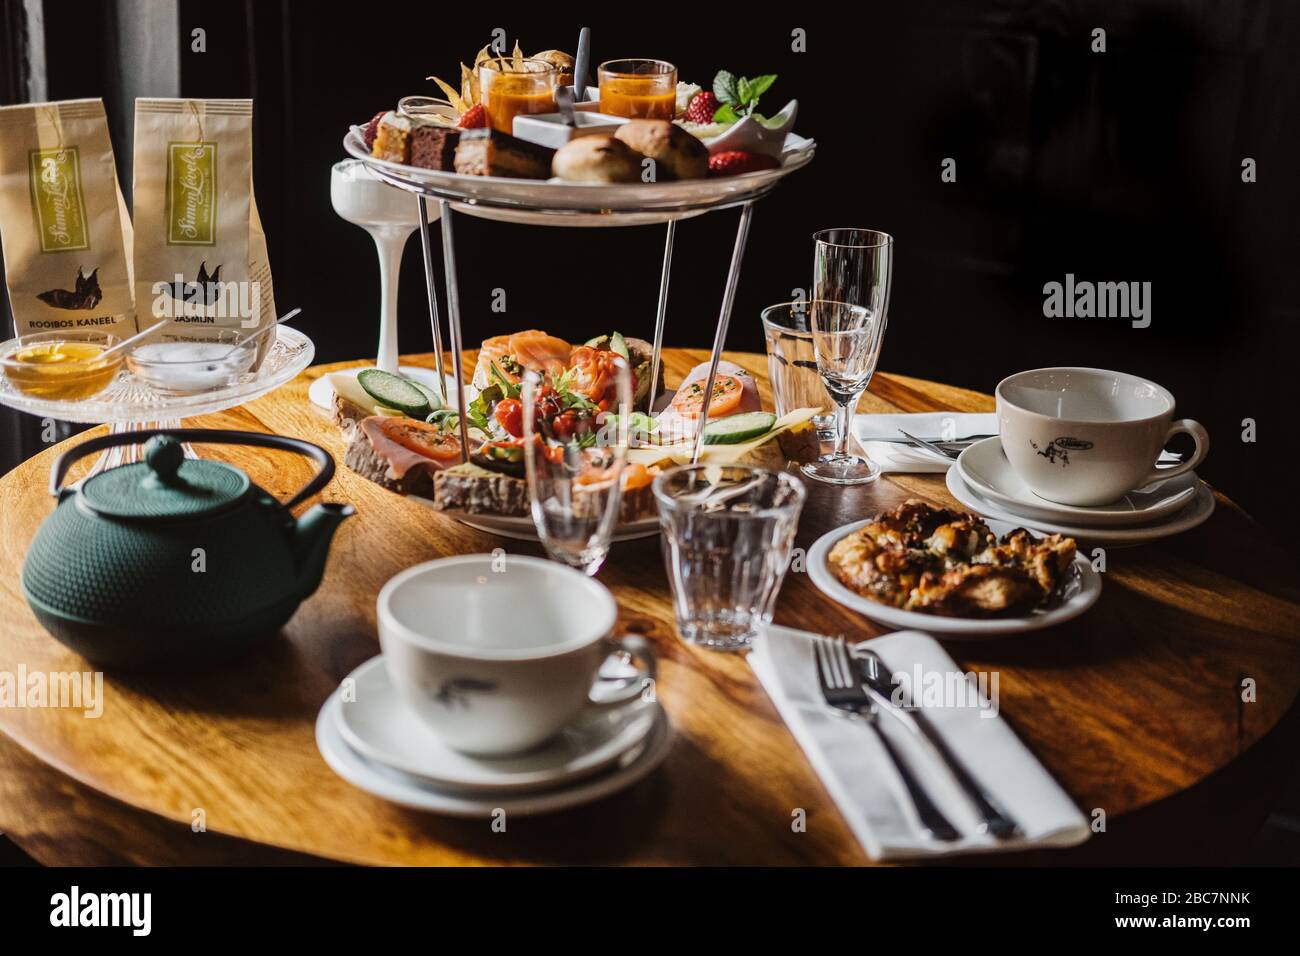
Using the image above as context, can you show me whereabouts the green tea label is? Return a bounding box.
[166,141,217,245]
[28,147,89,252]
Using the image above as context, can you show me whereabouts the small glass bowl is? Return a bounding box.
[0,330,123,401]
[126,329,261,395]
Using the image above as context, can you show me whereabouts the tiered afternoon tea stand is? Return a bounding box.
[342,124,815,464]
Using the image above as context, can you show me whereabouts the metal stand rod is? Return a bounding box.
[692,202,755,463]
[417,196,448,404]
[646,219,677,413]
[438,199,471,463]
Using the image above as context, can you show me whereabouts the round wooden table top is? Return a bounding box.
[1,348,1297,866]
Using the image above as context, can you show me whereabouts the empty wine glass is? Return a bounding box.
[806,228,894,485]
[801,298,882,484]
[522,359,634,576]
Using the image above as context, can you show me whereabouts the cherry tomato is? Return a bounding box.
[493,398,524,437]
[669,373,745,419]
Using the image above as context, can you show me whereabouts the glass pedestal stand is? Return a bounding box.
[0,327,315,480]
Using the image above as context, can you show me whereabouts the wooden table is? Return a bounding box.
[1,349,1297,866]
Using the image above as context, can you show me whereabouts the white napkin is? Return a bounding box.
[749,625,1090,860]
[853,412,998,474]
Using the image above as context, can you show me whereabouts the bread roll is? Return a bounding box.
[552,135,642,183]
[613,120,708,180]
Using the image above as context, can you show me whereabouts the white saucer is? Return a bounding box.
[946,467,1215,547]
[317,689,672,817]
[307,365,469,411]
[806,516,1102,638]
[336,656,659,792]
[956,437,1198,527]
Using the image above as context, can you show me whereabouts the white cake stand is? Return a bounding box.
[0,326,315,474]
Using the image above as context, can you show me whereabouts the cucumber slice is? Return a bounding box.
[610,331,630,360]
[702,410,778,445]
[357,369,431,419]
[410,380,443,413]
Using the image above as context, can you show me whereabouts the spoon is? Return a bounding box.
[221,308,302,358]
[97,317,171,360]
[555,85,578,128]
[573,27,591,103]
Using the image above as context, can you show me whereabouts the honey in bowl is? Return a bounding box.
[597,59,678,119]
[479,58,557,134]
[2,336,123,401]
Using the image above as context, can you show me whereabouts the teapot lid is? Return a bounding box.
[79,435,251,520]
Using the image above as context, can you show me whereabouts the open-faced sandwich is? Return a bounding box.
[332,332,823,524]
[826,500,1077,618]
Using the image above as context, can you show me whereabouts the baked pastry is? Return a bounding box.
[409,124,460,171]
[826,499,1077,617]
[553,135,642,183]
[371,111,412,163]
[454,128,555,179]
[613,120,708,180]
[532,50,575,87]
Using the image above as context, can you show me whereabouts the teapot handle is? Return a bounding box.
[51,428,337,509]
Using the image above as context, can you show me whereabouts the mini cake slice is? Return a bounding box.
[453,129,555,179]
[409,124,460,171]
[371,111,412,163]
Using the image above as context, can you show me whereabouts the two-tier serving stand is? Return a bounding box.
[342,125,814,463]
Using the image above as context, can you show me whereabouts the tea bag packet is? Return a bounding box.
[132,98,276,364]
[0,99,137,338]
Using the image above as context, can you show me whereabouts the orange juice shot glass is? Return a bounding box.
[597,59,678,119]
[479,57,558,134]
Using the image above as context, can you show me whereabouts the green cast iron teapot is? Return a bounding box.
[22,428,355,669]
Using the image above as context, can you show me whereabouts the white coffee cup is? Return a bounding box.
[996,367,1209,507]
[377,554,655,755]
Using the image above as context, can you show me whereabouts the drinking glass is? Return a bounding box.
[807,228,894,484]
[597,59,678,119]
[479,57,557,134]
[653,465,807,651]
[760,301,837,440]
[522,359,634,576]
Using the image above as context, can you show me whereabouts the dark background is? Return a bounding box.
[0,0,1297,866]
[2,0,1297,541]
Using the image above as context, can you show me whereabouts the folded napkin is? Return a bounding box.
[852,412,998,474]
[749,625,1090,860]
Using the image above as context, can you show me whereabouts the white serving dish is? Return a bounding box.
[512,110,628,149]
[806,516,1103,638]
[699,100,799,158]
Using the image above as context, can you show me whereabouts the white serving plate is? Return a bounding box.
[956,437,1199,527]
[317,687,672,817]
[343,125,814,227]
[946,468,1215,547]
[337,655,659,793]
[806,516,1103,638]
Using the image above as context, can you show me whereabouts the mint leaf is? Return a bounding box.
[713,70,741,106]
[745,74,777,100]
[712,103,738,124]
[738,77,754,104]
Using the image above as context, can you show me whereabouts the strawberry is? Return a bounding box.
[684,91,719,124]
[362,110,386,150]
[708,150,780,177]
[458,104,488,129]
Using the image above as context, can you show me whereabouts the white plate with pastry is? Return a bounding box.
[806,501,1102,638]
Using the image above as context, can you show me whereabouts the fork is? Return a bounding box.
[813,637,961,842]
[897,429,963,461]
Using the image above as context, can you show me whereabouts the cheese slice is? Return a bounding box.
[626,407,820,467]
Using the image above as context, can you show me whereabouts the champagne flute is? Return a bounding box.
[801,298,882,484]
[522,358,634,576]
[806,228,894,484]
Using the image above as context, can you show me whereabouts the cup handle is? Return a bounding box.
[589,635,657,708]
[1144,419,1209,486]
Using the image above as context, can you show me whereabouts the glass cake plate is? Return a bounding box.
[0,327,314,472]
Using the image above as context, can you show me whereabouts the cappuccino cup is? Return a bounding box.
[996,367,1209,507]
[378,554,655,755]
